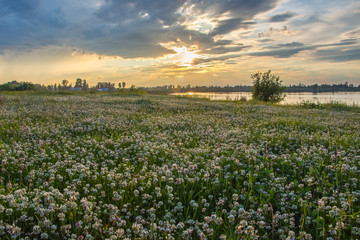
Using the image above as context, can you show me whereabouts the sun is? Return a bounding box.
[172,46,199,67]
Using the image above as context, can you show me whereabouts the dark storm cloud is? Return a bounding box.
[0,0,67,50]
[82,30,176,58]
[95,0,181,26]
[0,0,39,14]
[85,0,280,58]
[0,0,281,58]
[188,0,279,19]
[81,0,200,57]
[269,12,297,22]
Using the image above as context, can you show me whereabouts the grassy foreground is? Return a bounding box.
[0,94,359,239]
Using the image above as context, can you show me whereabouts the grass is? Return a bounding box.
[0,93,359,239]
[299,100,360,112]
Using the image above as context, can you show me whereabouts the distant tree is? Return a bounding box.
[122,82,126,89]
[251,70,285,102]
[75,78,83,88]
[62,79,69,89]
[96,82,116,91]
[0,81,35,91]
[82,79,89,90]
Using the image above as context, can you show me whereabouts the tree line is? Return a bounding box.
[0,79,128,92]
[1,79,359,93]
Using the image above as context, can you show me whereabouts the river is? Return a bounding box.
[171,92,360,105]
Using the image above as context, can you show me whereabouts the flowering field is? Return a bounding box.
[0,94,359,239]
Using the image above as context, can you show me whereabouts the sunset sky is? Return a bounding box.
[0,0,359,86]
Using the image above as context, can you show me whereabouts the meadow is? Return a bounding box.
[0,94,359,239]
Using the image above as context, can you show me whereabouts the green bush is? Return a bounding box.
[251,70,285,102]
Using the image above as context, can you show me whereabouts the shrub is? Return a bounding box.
[251,70,285,102]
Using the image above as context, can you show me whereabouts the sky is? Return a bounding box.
[0,0,359,87]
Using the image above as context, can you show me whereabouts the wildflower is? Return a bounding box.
[41,233,49,239]
[33,225,41,235]
[75,221,83,228]
[286,231,295,240]
[318,199,325,209]
[58,213,66,221]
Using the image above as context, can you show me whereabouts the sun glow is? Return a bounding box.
[172,46,199,67]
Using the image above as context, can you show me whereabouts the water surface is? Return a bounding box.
[171,92,360,105]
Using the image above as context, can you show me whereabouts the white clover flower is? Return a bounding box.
[318,199,325,209]
[0,205,5,213]
[219,234,227,240]
[58,213,66,221]
[40,233,48,239]
[286,230,295,240]
[5,208,13,215]
[33,225,41,235]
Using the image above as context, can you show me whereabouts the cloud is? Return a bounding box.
[257,26,293,38]
[0,0,283,59]
[257,39,274,43]
[82,31,176,58]
[291,15,324,27]
[85,0,280,58]
[210,18,255,36]
[81,1,199,58]
[249,47,315,58]
[315,48,360,62]
[187,0,279,19]
[3,0,358,67]
[345,28,360,38]
[0,0,39,14]
[95,0,181,26]
[192,54,241,66]
[201,45,249,55]
[288,1,360,46]
[317,40,358,48]
[266,42,304,49]
[214,40,234,46]
[269,12,297,22]
[0,0,68,50]
[250,40,359,59]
